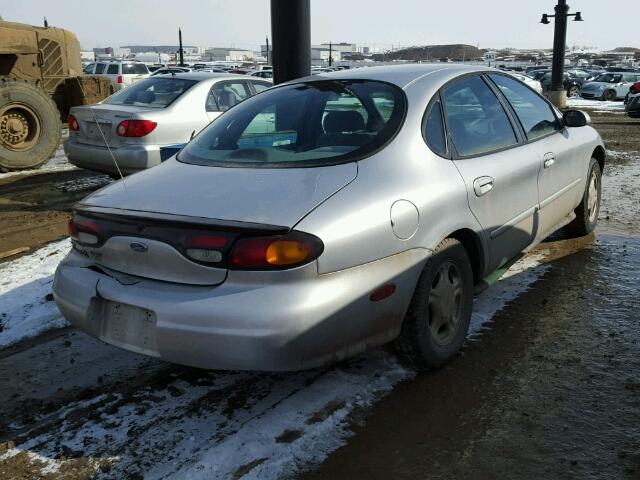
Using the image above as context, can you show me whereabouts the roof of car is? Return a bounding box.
[153,72,270,82]
[299,64,493,89]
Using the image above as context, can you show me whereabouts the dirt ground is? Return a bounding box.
[0,110,638,479]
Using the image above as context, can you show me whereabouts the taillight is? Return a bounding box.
[116,120,157,137]
[631,82,640,94]
[117,75,123,84]
[68,114,79,131]
[184,235,228,264]
[230,232,323,270]
[68,215,101,245]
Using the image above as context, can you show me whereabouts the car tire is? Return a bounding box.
[394,238,473,371]
[566,157,601,236]
[602,89,617,101]
[0,80,61,172]
[567,85,580,98]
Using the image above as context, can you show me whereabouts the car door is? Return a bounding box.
[105,63,119,88]
[205,80,252,122]
[442,75,540,272]
[488,73,583,239]
[618,74,640,98]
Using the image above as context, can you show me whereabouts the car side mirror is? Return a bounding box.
[563,109,590,128]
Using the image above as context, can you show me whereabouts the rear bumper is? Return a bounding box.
[64,138,162,175]
[53,249,427,371]
[626,95,640,116]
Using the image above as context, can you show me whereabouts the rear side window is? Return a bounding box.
[180,79,406,168]
[251,81,272,93]
[104,78,197,108]
[106,64,118,74]
[423,98,446,156]
[206,81,252,112]
[489,74,560,141]
[122,63,149,75]
[94,63,106,74]
[441,76,517,157]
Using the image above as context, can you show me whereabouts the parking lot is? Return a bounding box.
[0,104,639,479]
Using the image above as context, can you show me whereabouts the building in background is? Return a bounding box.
[204,47,254,62]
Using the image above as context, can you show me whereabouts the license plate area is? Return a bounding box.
[85,122,111,141]
[92,299,159,357]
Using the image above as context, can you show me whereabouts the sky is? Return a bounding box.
[1,0,635,52]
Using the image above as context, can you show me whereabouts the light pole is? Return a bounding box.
[270,0,310,84]
[540,0,583,108]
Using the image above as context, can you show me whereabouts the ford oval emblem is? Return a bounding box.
[129,242,148,253]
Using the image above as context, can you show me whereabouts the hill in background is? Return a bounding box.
[373,44,484,62]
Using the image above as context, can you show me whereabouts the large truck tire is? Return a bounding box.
[0,80,61,172]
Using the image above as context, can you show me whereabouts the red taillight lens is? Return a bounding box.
[68,216,101,245]
[117,75,123,84]
[230,232,323,270]
[631,82,640,94]
[68,114,79,131]
[116,120,157,137]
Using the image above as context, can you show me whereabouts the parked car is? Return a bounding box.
[54,65,605,372]
[625,82,640,118]
[248,70,273,79]
[85,61,150,90]
[540,71,588,97]
[581,72,640,101]
[505,71,542,93]
[151,67,192,76]
[64,73,272,175]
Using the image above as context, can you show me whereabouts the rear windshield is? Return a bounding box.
[104,77,197,108]
[178,79,406,168]
[121,63,149,75]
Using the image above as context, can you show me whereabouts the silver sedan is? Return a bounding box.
[64,73,272,175]
[54,65,605,371]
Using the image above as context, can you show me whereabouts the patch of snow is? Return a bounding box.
[566,97,625,112]
[0,239,71,348]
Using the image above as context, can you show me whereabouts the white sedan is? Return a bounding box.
[506,71,543,93]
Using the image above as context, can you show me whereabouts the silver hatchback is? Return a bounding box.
[54,65,605,371]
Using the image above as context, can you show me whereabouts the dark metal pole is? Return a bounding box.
[329,41,332,66]
[551,0,568,92]
[270,0,311,84]
[178,27,184,66]
[265,36,270,65]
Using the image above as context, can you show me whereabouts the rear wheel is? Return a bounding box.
[567,85,580,98]
[0,81,61,172]
[566,158,601,236]
[394,238,473,371]
[602,89,617,101]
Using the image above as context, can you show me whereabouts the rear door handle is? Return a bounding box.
[473,176,494,197]
[544,153,556,168]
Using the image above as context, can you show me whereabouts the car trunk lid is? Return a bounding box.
[74,159,357,284]
[71,104,156,148]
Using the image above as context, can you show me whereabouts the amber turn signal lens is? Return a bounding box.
[266,240,311,266]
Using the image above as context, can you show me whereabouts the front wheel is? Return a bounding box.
[567,85,580,98]
[602,89,617,101]
[566,158,602,236]
[394,238,474,371]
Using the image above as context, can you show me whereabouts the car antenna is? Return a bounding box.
[73,77,127,190]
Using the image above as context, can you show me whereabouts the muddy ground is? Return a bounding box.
[0,110,638,479]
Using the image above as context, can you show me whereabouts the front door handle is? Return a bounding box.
[473,176,494,197]
[543,152,556,169]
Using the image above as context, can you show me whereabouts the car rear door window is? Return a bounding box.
[94,63,106,74]
[106,64,118,74]
[489,74,560,141]
[206,81,252,112]
[441,75,518,157]
[423,98,446,156]
[250,81,272,93]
